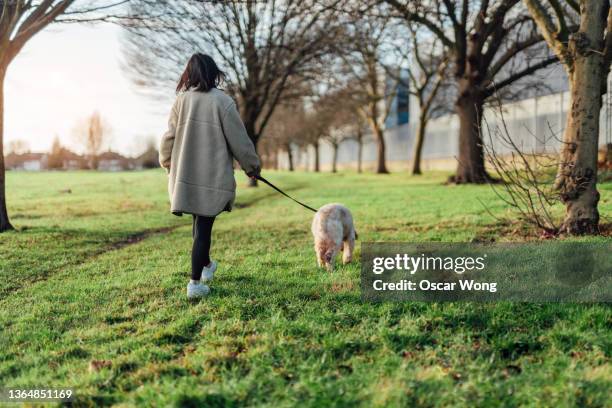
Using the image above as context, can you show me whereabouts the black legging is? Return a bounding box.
[191,215,216,280]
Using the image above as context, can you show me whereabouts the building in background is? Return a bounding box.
[97,150,134,171]
[279,67,611,172]
[385,71,410,128]
[5,149,142,171]
[5,152,48,171]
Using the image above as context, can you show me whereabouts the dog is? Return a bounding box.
[311,203,357,271]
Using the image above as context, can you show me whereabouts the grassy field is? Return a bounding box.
[0,170,611,407]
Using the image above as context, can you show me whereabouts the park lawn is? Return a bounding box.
[0,169,610,407]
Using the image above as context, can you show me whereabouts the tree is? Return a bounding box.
[338,15,403,174]
[73,111,111,170]
[403,29,450,175]
[523,0,611,234]
[0,1,75,231]
[124,0,342,185]
[324,127,353,173]
[0,0,124,232]
[265,103,310,172]
[135,137,159,169]
[7,139,30,155]
[289,109,323,172]
[297,110,326,172]
[385,0,559,183]
[314,87,362,173]
[353,126,366,173]
[47,136,64,169]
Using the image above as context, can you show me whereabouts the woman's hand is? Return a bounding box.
[246,167,261,180]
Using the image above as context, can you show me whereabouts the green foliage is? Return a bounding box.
[0,170,610,407]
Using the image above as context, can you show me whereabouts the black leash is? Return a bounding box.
[255,175,318,213]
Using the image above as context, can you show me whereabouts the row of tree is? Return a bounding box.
[122,0,611,235]
[0,0,610,235]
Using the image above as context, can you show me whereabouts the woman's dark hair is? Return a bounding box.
[176,53,225,93]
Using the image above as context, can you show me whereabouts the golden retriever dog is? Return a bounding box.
[311,203,357,271]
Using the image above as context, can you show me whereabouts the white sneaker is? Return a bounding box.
[201,260,217,282]
[187,281,210,299]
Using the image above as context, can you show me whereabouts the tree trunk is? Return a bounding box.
[555,19,606,234]
[286,144,294,171]
[240,105,260,186]
[274,148,279,170]
[313,141,320,172]
[0,65,13,232]
[245,121,259,187]
[371,124,388,174]
[332,144,338,173]
[411,111,427,175]
[357,138,363,173]
[90,155,99,170]
[453,86,489,183]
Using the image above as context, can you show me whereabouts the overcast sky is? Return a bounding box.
[5,22,174,156]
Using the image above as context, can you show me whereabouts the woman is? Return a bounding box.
[159,53,260,299]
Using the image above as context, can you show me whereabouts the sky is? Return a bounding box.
[4,22,174,156]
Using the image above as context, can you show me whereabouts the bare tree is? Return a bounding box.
[338,15,404,174]
[0,0,125,231]
[523,0,611,234]
[123,0,342,185]
[384,0,559,183]
[6,139,30,155]
[307,86,360,173]
[403,28,450,175]
[344,122,368,173]
[0,1,75,231]
[322,127,350,173]
[265,103,309,172]
[297,109,328,172]
[73,111,111,170]
[47,136,64,170]
[300,110,328,172]
[482,101,562,235]
[254,136,279,170]
[336,85,370,174]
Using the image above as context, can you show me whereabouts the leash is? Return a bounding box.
[255,175,318,213]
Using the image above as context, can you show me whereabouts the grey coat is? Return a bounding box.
[159,88,260,216]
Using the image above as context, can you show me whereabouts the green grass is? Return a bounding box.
[0,170,610,407]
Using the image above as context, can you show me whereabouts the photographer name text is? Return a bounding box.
[370,254,497,293]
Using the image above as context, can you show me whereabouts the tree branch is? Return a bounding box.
[523,0,572,69]
[384,0,455,48]
[488,33,544,77]
[484,55,558,97]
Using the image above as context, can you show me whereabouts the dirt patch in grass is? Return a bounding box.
[106,226,180,251]
[472,220,539,242]
[473,220,612,241]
